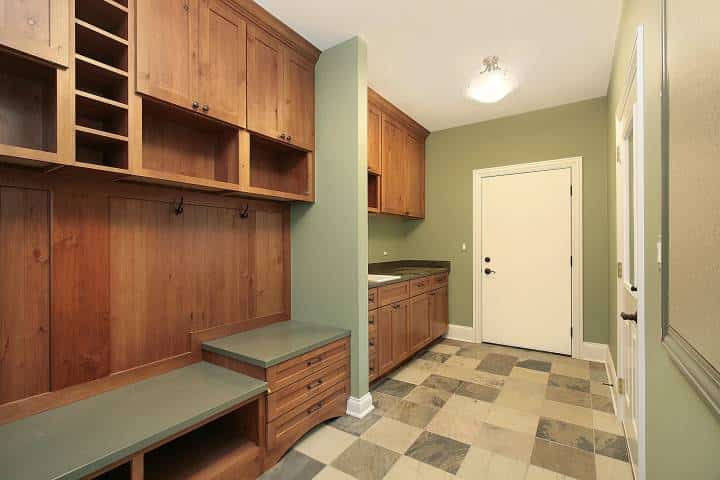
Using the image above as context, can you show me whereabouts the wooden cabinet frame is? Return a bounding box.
[0,0,70,67]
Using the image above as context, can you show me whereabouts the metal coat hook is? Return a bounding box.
[174,196,184,216]
[239,203,249,218]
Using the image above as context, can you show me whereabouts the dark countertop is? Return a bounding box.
[202,321,350,368]
[368,260,451,288]
[0,362,267,480]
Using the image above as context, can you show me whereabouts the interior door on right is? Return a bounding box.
[481,168,573,355]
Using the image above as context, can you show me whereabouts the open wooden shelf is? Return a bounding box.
[75,20,128,71]
[0,50,57,166]
[142,99,240,186]
[75,0,129,39]
[76,55,129,103]
[75,126,128,170]
[76,91,128,137]
[248,135,312,199]
[368,172,380,212]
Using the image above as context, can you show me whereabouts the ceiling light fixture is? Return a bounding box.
[467,56,516,103]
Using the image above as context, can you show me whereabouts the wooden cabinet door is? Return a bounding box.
[391,301,410,364]
[405,132,425,218]
[367,104,382,174]
[0,0,69,67]
[380,115,407,215]
[197,0,247,127]
[250,206,288,320]
[247,24,282,141]
[281,47,314,151]
[377,305,394,374]
[430,287,449,339]
[409,293,431,352]
[137,0,198,110]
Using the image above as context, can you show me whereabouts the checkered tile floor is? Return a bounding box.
[260,339,634,480]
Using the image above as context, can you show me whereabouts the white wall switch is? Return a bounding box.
[461,242,467,252]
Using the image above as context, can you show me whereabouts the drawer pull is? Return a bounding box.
[307,402,322,414]
[306,357,322,367]
[368,317,375,325]
[392,303,401,310]
[368,293,375,302]
[307,379,323,390]
[416,282,425,287]
[369,340,375,346]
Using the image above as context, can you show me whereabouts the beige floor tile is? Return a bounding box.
[590,381,613,398]
[487,453,529,480]
[361,417,423,454]
[457,446,529,479]
[486,404,540,435]
[373,392,404,415]
[433,364,477,383]
[444,355,481,369]
[511,367,551,385]
[391,366,432,385]
[425,404,487,444]
[313,466,356,480]
[540,399,594,429]
[294,425,358,464]
[530,438,596,480]
[405,358,440,372]
[456,446,491,479]
[551,361,590,379]
[496,385,545,415]
[595,454,634,480]
[593,411,623,436]
[405,385,452,408]
[443,393,493,418]
[467,369,508,389]
[525,464,576,479]
[473,422,535,462]
[430,343,461,355]
[384,455,456,480]
[504,377,548,398]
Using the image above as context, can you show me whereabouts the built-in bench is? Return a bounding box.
[0,362,267,480]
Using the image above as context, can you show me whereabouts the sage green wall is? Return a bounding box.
[370,98,610,344]
[607,0,720,477]
[368,215,412,262]
[291,37,369,398]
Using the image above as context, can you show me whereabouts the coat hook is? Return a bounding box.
[174,196,184,215]
[239,203,249,218]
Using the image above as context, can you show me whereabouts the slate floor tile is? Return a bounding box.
[536,417,595,452]
[386,398,440,428]
[416,351,451,363]
[405,385,452,408]
[456,381,500,402]
[591,394,615,414]
[594,430,630,462]
[477,353,518,376]
[373,378,416,397]
[530,438,597,480]
[372,392,403,415]
[331,439,401,480]
[548,373,591,393]
[330,412,382,436]
[406,430,471,474]
[474,422,535,462]
[589,362,609,382]
[516,359,552,372]
[421,374,462,393]
[259,450,325,480]
[546,385,592,408]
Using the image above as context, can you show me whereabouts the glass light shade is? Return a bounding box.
[467,69,515,103]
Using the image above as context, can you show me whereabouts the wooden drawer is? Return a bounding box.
[368,288,378,310]
[409,276,432,297]
[267,337,349,391]
[267,379,349,452]
[378,281,409,307]
[431,272,449,288]
[267,357,348,421]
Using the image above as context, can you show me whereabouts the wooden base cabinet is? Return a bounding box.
[409,293,431,352]
[430,287,449,338]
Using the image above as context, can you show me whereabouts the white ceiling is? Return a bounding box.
[256,0,622,132]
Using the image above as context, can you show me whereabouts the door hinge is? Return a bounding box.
[571,326,573,338]
[617,262,623,279]
[570,184,573,196]
[617,377,625,395]
[570,256,573,267]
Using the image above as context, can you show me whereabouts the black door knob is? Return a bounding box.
[484,257,491,263]
[484,268,496,275]
[620,311,638,322]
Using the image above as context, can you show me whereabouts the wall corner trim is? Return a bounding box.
[346,393,374,418]
[581,342,610,363]
[446,325,474,343]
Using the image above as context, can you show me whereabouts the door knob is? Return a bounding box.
[484,257,491,263]
[620,311,638,322]
[484,268,496,275]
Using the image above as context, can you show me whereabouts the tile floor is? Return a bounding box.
[260,339,634,480]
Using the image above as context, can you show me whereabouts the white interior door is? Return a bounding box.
[480,168,573,355]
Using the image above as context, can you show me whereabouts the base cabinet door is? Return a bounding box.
[409,293,431,351]
[430,287,449,338]
[377,305,394,374]
[390,301,410,364]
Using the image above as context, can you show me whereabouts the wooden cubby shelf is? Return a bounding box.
[75,21,128,72]
[246,134,313,200]
[368,172,380,212]
[75,0,129,40]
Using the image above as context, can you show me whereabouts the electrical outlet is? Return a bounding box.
[383,251,388,256]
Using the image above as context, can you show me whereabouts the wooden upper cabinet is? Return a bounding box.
[137,0,198,111]
[281,47,314,151]
[247,24,282,140]
[198,0,247,127]
[0,0,69,67]
[380,115,407,215]
[405,132,425,218]
[367,104,381,174]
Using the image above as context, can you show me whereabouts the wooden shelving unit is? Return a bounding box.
[74,0,129,170]
[368,172,380,212]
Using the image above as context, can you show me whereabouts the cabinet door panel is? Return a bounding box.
[377,305,394,374]
[409,293,431,352]
[137,0,198,110]
[430,287,449,339]
[0,0,69,66]
[380,115,407,215]
[250,206,288,319]
[367,104,381,174]
[198,0,246,126]
[405,132,425,218]
[391,301,410,364]
[281,47,314,150]
[247,25,282,140]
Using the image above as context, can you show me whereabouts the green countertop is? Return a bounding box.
[368,261,451,288]
[0,362,267,480]
[202,321,350,368]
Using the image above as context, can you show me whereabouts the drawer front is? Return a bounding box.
[267,379,349,451]
[431,272,449,288]
[267,337,349,391]
[378,281,410,307]
[368,288,378,310]
[267,357,349,421]
[409,276,432,297]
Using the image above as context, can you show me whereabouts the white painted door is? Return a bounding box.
[481,168,573,355]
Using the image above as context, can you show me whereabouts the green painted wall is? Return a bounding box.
[369,98,610,343]
[368,215,412,262]
[291,37,369,398]
[607,0,720,477]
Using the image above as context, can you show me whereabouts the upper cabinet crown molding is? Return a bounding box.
[368,88,429,140]
[0,0,70,67]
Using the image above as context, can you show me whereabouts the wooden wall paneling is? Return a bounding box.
[0,186,50,404]
[249,204,289,319]
[280,46,314,151]
[405,132,425,218]
[51,187,110,390]
[246,24,282,141]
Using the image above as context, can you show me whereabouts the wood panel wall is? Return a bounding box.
[0,165,290,407]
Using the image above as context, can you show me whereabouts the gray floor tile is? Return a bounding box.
[536,417,594,452]
[330,413,382,436]
[331,439,400,480]
[456,381,500,402]
[260,450,325,480]
[530,438,597,480]
[595,430,629,462]
[549,373,591,393]
[516,359,552,372]
[477,353,518,376]
[373,378,416,397]
[421,374,462,393]
[405,430,471,474]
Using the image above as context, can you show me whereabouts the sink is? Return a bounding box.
[368,274,402,283]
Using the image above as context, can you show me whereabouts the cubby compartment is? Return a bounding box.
[75,0,129,40]
[92,462,131,480]
[142,100,240,186]
[75,20,129,72]
[249,135,311,196]
[0,51,57,163]
[76,127,128,169]
[76,55,128,104]
[144,402,262,480]
[368,172,380,212]
[76,91,128,136]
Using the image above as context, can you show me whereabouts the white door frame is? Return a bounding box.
[615,25,646,480]
[472,157,584,358]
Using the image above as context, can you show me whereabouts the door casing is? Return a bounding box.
[472,157,584,358]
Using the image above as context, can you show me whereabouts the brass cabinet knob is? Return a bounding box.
[202,104,209,112]
[192,101,199,109]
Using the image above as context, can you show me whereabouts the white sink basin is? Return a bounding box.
[369,274,402,282]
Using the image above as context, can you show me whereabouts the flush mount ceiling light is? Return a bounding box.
[467,56,516,103]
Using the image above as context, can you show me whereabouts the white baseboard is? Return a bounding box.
[580,342,610,363]
[605,345,620,417]
[346,393,374,418]
[445,324,474,343]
